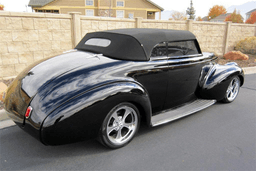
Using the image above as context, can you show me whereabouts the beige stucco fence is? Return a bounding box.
[0,11,256,80]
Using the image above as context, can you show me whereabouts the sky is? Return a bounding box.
[151,0,254,17]
[0,0,254,18]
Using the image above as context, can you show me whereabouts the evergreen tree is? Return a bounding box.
[186,0,196,20]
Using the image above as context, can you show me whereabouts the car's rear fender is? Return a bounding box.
[40,81,151,145]
[197,62,244,100]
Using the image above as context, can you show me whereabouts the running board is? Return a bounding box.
[151,99,216,127]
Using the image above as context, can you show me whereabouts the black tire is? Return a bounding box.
[222,76,240,103]
[99,102,140,149]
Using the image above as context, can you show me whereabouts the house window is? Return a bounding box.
[116,10,124,18]
[86,9,94,16]
[36,9,59,13]
[128,13,134,19]
[86,0,93,6]
[117,1,124,7]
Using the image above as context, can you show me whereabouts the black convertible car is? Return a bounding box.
[4,29,244,148]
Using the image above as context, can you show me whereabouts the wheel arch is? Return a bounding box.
[128,100,151,126]
[40,81,152,145]
[238,74,244,86]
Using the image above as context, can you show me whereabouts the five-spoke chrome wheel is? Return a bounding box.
[99,102,140,148]
[222,76,240,103]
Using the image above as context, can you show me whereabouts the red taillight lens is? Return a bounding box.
[25,106,32,119]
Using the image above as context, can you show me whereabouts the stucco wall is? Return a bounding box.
[0,12,72,79]
[228,23,256,52]
[141,20,187,30]
[0,11,255,80]
[192,22,227,55]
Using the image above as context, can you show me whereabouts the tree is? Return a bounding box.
[0,4,4,10]
[225,9,243,23]
[186,0,196,20]
[169,11,187,20]
[246,11,256,24]
[208,5,227,20]
[196,16,203,21]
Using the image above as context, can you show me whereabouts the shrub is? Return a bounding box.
[235,36,256,54]
[223,51,249,60]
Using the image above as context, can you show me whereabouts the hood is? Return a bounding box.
[21,51,103,98]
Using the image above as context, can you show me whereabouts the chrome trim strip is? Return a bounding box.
[153,57,216,69]
[150,54,204,61]
[168,53,204,59]
[150,56,169,61]
[63,49,77,54]
[167,55,215,64]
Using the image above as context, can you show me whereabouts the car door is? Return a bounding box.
[163,40,203,110]
[134,42,169,114]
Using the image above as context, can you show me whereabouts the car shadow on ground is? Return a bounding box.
[0,119,175,158]
[0,111,198,155]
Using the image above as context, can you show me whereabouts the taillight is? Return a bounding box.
[25,106,33,119]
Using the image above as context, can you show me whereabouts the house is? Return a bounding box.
[210,13,231,22]
[246,8,256,20]
[210,13,244,23]
[28,0,164,19]
[201,16,209,21]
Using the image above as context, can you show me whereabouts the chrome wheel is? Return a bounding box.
[99,103,140,148]
[223,76,240,103]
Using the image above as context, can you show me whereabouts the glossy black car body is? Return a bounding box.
[4,29,244,148]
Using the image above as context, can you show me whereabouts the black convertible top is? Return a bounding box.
[76,28,196,61]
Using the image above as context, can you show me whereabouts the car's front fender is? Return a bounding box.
[40,81,151,145]
[197,62,244,100]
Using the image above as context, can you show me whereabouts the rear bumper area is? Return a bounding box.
[5,110,41,142]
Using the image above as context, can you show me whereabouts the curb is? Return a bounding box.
[0,109,9,121]
[0,109,16,129]
[1,66,256,129]
[0,119,16,129]
[242,66,256,75]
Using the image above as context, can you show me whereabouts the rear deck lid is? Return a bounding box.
[21,51,100,97]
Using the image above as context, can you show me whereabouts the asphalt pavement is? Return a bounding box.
[0,74,255,171]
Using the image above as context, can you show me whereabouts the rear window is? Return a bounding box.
[85,38,111,47]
